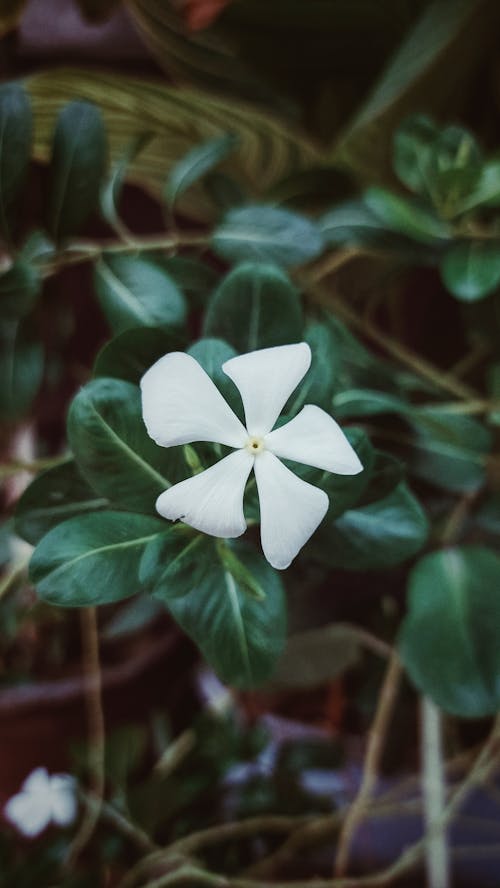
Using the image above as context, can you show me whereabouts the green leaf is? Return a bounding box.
[284,320,339,415]
[27,69,319,225]
[0,261,40,320]
[364,187,449,245]
[47,100,107,242]
[101,594,163,640]
[139,527,213,600]
[358,450,404,506]
[454,157,500,213]
[100,131,152,234]
[94,253,186,333]
[439,241,500,302]
[187,337,241,416]
[67,377,184,512]
[168,542,286,688]
[165,132,238,209]
[335,0,493,182]
[160,256,219,308]
[93,326,184,385]
[407,407,491,493]
[204,171,246,212]
[320,199,404,250]
[212,205,324,268]
[312,482,428,570]
[399,546,500,717]
[0,81,32,240]
[423,125,482,215]
[393,114,438,193]
[332,388,408,419]
[0,319,43,419]
[267,624,361,690]
[204,262,303,352]
[30,511,165,607]
[15,459,108,545]
[475,495,500,536]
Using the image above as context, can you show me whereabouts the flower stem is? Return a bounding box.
[421,696,450,888]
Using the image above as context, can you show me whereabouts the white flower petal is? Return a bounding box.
[265,404,363,474]
[4,790,51,837]
[22,767,50,795]
[141,352,247,449]
[254,451,328,570]
[222,343,311,436]
[49,775,78,827]
[156,449,254,538]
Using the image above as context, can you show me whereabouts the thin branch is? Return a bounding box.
[65,608,105,867]
[334,650,403,876]
[421,697,450,888]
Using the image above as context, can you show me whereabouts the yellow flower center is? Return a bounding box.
[246,435,265,455]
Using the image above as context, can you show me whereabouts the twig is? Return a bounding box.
[81,791,157,854]
[421,697,450,888]
[334,650,402,876]
[65,608,105,867]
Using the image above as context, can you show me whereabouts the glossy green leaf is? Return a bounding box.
[94,253,186,334]
[284,321,339,415]
[168,542,286,688]
[47,100,107,242]
[455,157,500,213]
[0,261,40,320]
[364,187,449,245]
[424,125,482,215]
[0,82,32,240]
[358,450,404,506]
[15,459,108,545]
[332,388,408,419]
[204,171,246,212]
[212,205,324,268]
[102,594,163,640]
[312,482,428,570]
[440,241,500,302]
[67,377,184,512]
[93,326,184,385]
[100,131,152,234]
[320,199,401,249]
[187,337,241,416]
[408,407,491,492]
[393,114,438,193]
[30,511,165,607]
[160,255,219,307]
[400,546,500,717]
[139,526,213,600]
[0,319,43,419]
[165,132,238,209]
[204,262,303,352]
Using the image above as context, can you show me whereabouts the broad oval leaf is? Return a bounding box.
[139,526,213,599]
[187,337,240,416]
[364,187,449,245]
[407,407,491,493]
[0,81,32,239]
[15,458,108,545]
[47,99,107,242]
[100,131,152,234]
[0,260,40,320]
[168,542,287,688]
[165,132,238,209]
[94,253,186,333]
[93,326,184,384]
[439,241,500,302]
[284,321,339,414]
[393,114,438,194]
[204,262,303,352]
[67,377,184,512]
[212,205,324,268]
[311,481,428,570]
[399,546,500,717]
[30,511,165,607]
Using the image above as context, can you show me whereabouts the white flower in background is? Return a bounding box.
[141,342,362,570]
[4,767,77,837]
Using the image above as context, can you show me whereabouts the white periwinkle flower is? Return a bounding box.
[141,342,362,570]
[4,767,77,837]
